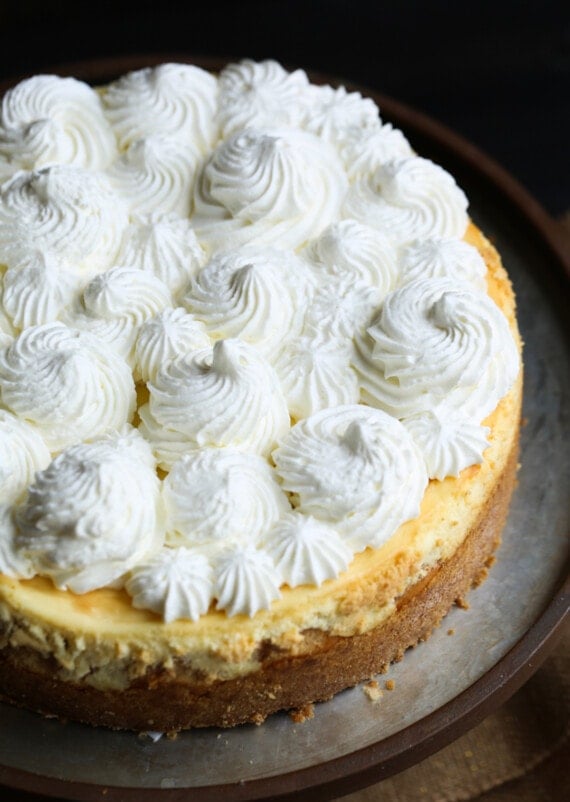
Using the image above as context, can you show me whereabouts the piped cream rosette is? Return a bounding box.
[354,277,520,478]
[139,338,290,469]
[0,165,127,275]
[0,322,135,452]
[12,428,164,593]
[64,266,173,367]
[343,156,469,245]
[0,410,52,579]
[273,404,428,552]
[216,59,312,136]
[0,75,117,177]
[181,247,311,360]
[117,214,206,298]
[101,63,219,153]
[193,126,348,251]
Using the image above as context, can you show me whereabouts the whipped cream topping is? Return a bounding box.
[193,127,348,251]
[2,253,77,330]
[182,247,310,360]
[66,267,172,366]
[134,307,211,382]
[0,504,34,579]
[117,215,206,298]
[399,237,487,290]
[265,512,352,587]
[0,305,15,340]
[140,338,290,468]
[343,157,469,245]
[304,276,381,342]
[354,277,519,425]
[217,59,311,137]
[163,448,289,548]
[0,75,117,175]
[275,334,359,420]
[0,409,51,504]
[15,428,164,593]
[0,60,521,620]
[273,404,428,550]
[102,63,219,153]
[304,219,399,295]
[0,322,136,452]
[106,135,198,218]
[214,545,282,617]
[340,123,414,180]
[0,165,127,275]
[303,84,381,149]
[402,408,491,480]
[126,547,213,623]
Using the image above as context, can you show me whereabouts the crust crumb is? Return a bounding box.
[472,566,489,587]
[447,628,455,636]
[251,712,265,725]
[363,680,383,701]
[289,703,315,723]
[385,679,395,691]
[455,596,470,610]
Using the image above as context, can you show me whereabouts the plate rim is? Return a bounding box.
[0,53,568,802]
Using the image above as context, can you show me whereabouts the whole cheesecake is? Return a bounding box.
[0,59,522,730]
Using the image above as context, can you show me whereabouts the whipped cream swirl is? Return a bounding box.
[0,165,127,275]
[134,307,210,382]
[66,267,172,366]
[273,404,428,550]
[0,505,34,579]
[106,136,198,217]
[354,277,520,422]
[304,276,381,342]
[126,547,214,623]
[117,214,206,298]
[0,75,117,174]
[182,247,310,359]
[0,409,51,504]
[304,219,399,295]
[265,512,352,587]
[275,334,359,421]
[403,409,491,480]
[193,127,348,251]
[139,339,290,468]
[214,546,281,617]
[340,123,414,181]
[303,84,381,149]
[399,237,487,290]
[15,428,164,593]
[0,322,135,452]
[217,59,311,136]
[163,448,289,548]
[102,63,218,153]
[343,157,468,245]
[2,253,77,330]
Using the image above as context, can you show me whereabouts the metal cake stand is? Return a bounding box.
[0,56,568,802]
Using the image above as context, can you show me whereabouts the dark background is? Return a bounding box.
[0,0,568,216]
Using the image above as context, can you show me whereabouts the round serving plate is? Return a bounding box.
[0,56,568,802]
